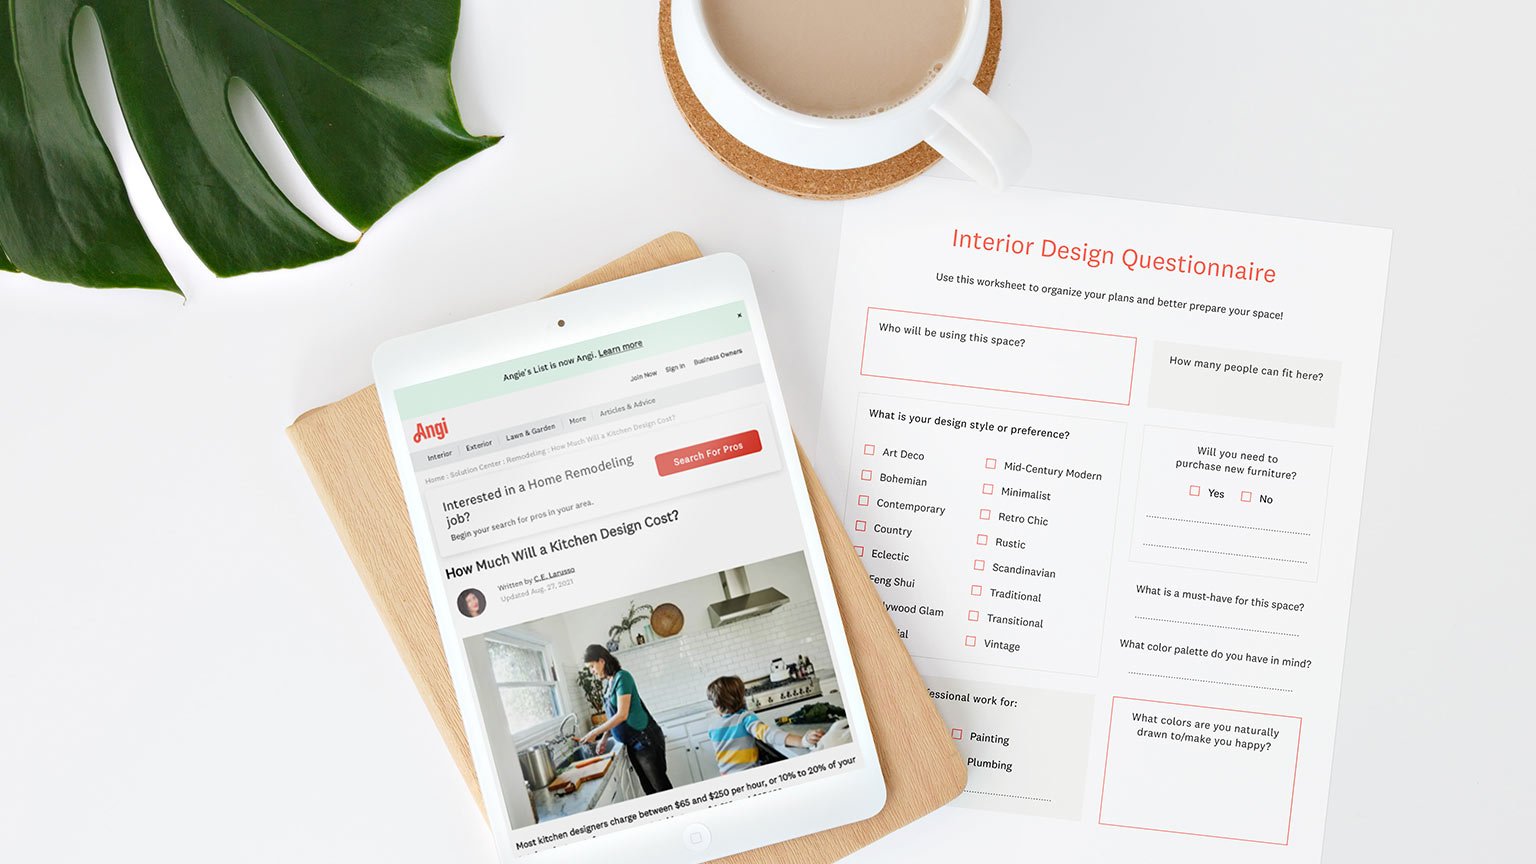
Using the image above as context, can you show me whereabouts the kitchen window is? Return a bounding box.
[485,632,564,739]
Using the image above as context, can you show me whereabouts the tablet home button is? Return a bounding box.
[683,823,711,851]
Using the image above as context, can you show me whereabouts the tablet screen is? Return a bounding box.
[385,298,869,853]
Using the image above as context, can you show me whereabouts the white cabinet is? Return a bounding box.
[682,717,723,782]
[664,735,697,789]
[594,748,641,807]
[660,717,726,788]
[689,732,722,781]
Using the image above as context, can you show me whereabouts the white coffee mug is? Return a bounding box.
[671,0,1029,188]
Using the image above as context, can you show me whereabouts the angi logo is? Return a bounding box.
[412,418,449,444]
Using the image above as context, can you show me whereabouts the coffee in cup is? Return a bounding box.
[701,0,968,119]
[673,0,1030,187]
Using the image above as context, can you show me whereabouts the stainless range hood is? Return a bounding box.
[707,566,789,627]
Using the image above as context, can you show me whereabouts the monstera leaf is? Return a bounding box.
[0,0,497,293]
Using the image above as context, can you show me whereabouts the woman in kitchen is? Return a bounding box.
[578,644,673,795]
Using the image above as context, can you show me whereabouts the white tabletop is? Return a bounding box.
[2,2,1531,862]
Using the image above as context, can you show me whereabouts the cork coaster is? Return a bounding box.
[658,0,1004,200]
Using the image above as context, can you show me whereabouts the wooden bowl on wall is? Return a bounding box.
[651,603,684,637]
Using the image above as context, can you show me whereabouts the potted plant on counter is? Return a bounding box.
[577,666,606,725]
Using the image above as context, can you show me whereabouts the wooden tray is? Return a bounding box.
[285,233,965,862]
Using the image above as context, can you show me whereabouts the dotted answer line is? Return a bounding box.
[1134,615,1300,638]
[1129,671,1293,693]
[1143,543,1307,565]
[963,790,1053,803]
[1146,514,1312,537]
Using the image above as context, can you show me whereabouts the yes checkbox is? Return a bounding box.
[1188,484,1201,497]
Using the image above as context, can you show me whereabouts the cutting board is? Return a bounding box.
[549,755,615,796]
[285,232,966,862]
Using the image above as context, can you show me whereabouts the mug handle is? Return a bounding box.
[925,83,1031,189]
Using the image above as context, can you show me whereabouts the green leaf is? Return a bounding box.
[0,0,497,293]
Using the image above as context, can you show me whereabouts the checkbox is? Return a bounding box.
[861,469,873,481]
[863,444,876,455]
[979,508,991,520]
[964,635,977,647]
[854,520,867,532]
[976,534,989,546]
[970,584,983,596]
[1188,484,1201,497]
[951,728,964,740]
[973,559,985,571]
[982,483,994,495]
[854,545,864,557]
[968,609,980,622]
[857,495,870,506]
[984,457,997,469]
[1241,490,1253,503]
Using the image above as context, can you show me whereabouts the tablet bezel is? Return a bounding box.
[373,253,887,863]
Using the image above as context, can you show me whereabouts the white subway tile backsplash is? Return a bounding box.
[564,599,834,715]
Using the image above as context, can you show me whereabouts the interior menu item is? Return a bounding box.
[374,254,887,862]
[816,177,1390,862]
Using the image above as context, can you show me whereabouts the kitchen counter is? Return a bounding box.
[653,700,715,727]
[528,749,630,823]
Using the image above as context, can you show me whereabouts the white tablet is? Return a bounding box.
[373,254,886,862]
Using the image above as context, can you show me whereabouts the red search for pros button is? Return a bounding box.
[654,430,763,476]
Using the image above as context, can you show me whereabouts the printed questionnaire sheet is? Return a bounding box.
[816,178,1390,860]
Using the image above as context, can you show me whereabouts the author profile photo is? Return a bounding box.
[457,588,487,618]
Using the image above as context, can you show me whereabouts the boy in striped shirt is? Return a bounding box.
[706,676,824,775]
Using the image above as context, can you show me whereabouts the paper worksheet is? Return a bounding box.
[816,178,1390,861]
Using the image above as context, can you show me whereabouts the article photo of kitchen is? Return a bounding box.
[462,551,853,827]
